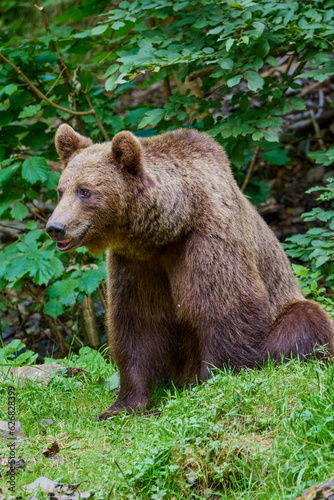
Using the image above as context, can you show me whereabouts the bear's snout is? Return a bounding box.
[46,222,67,241]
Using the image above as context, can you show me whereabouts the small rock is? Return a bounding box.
[23,477,55,493]
[0,421,26,440]
[41,419,54,427]
[306,164,325,183]
[9,363,64,386]
[292,475,334,499]
[47,482,89,499]
[186,469,197,484]
[0,456,25,470]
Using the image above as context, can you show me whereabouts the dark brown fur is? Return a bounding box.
[47,125,334,420]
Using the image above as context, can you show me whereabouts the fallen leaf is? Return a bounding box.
[43,441,60,458]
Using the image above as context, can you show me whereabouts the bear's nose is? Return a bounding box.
[46,222,67,241]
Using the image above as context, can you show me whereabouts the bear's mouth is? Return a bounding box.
[57,239,76,251]
[56,225,91,252]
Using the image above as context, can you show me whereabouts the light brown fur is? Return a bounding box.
[47,125,334,420]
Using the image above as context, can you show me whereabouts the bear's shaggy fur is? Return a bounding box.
[47,124,333,419]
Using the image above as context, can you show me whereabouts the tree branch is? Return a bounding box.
[0,52,93,116]
[83,92,110,141]
[34,4,86,134]
[241,146,260,193]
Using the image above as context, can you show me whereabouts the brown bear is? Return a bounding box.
[46,124,333,420]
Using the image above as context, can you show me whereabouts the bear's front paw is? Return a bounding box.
[97,399,149,420]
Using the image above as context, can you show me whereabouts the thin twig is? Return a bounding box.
[82,295,101,347]
[279,51,296,83]
[83,92,110,140]
[97,283,108,312]
[283,61,307,96]
[188,65,219,82]
[45,67,66,97]
[299,80,325,97]
[56,317,83,349]
[309,110,326,152]
[163,74,172,98]
[241,146,260,193]
[34,4,86,134]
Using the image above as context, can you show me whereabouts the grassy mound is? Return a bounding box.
[1,349,334,499]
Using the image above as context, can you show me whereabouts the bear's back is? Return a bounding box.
[140,129,302,309]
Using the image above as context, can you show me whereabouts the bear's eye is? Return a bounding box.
[79,188,91,199]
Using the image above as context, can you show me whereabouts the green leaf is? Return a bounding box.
[290,97,306,110]
[226,75,242,87]
[256,40,270,57]
[91,24,109,35]
[78,269,104,294]
[45,299,65,318]
[0,163,20,187]
[29,258,55,285]
[5,255,31,282]
[48,279,78,300]
[103,64,119,79]
[218,58,234,70]
[252,131,264,141]
[10,202,29,221]
[105,372,120,390]
[226,39,234,52]
[138,109,165,129]
[262,130,279,142]
[316,255,331,268]
[208,26,224,35]
[105,74,118,91]
[78,70,93,92]
[46,171,61,190]
[309,148,334,166]
[262,148,289,166]
[245,71,264,91]
[22,157,49,184]
[2,84,18,96]
[266,55,278,67]
[292,264,309,276]
[26,220,37,230]
[49,257,65,280]
[112,21,125,30]
[105,73,127,92]
[18,105,42,119]
[253,21,265,36]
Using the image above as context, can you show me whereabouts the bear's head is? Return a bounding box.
[46,124,151,254]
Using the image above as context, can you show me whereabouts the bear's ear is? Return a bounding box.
[55,124,93,165]
[111,131,142,175]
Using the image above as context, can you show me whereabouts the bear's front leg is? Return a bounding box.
[98,252,174,420]
[98,362,152,420]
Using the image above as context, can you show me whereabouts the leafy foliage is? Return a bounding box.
[285,174,334,314]
[1,0,333,346]
[0,339,38,367]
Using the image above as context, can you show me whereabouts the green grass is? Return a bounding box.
[1,349,334,499]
